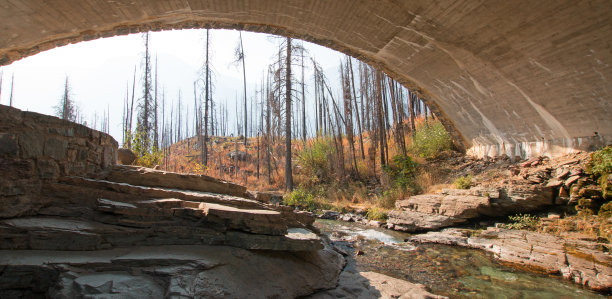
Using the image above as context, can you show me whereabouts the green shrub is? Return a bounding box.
[502,214,540,231]
[297,138,335,187]
[283,188,330,212]
[410,121,453,158]
[454,175,473,189]
[366,207,388,221]
[383,154,419,191]
[129,129,164,168]
[585,145,612,198]
[378,189,401,209]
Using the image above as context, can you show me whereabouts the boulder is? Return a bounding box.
[318,210,340,220]
[388,184,553,232]
[117,148,136,165]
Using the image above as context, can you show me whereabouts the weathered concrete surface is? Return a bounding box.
[1,1,611,157]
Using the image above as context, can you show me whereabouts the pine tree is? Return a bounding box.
[54,76,76,122]
[136,32,154,156]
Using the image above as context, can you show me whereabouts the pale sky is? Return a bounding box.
[0,29,344,145]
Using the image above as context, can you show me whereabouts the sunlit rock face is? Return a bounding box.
[0,106,344,297]
[0,1,610,158]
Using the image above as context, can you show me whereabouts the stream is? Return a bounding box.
[314,219,606,298]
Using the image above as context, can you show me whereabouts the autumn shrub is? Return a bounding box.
[410,121,453,158]
[454,174,473,189]
[585,145,612,198]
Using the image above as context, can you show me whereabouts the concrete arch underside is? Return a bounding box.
[1,0,610,158]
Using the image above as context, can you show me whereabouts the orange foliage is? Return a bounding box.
[162,116,436,193]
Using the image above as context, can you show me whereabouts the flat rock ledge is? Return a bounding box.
[408,227,612,292]
[0,244,344,298]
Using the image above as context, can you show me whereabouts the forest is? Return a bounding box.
[51,31,454,215]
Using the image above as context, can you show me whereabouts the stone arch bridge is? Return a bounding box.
[1,0,610,158]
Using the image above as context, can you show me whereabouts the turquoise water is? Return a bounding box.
[315,219,606,298]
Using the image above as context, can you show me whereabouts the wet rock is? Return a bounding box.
[410,228,612,292]
[319,210,340,220]
[368,220,383,227]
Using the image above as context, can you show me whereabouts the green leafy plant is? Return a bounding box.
[130,129,164,168]
[297,137,335,187]
[585,145,612,198]
[383,154,419,190]
[410,121,453,158]
[283,188,330,212]
[366,207,388,221]
[502,214,540,231]
[454,175,473,189]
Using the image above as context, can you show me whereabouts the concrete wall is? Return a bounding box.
[0,0,610,158]
[0,104,117,217]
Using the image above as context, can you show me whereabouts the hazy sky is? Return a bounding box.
[0,29,345,145]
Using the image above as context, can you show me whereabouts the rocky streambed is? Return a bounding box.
[315,219,608,298]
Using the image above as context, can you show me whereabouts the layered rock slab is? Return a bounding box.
[0,244,344,298]
[388,186,553,232]
[102,165,248,198]
[409,228,612,292]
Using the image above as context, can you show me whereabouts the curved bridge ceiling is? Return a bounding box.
[1,0,610,158]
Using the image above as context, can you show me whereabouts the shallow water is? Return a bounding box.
[314,219,606,298]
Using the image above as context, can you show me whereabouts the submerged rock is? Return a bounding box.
[409,227,612,292]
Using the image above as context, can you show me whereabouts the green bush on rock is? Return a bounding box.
[502,214,540,231]
[586,145,612,199]
[410,121,453,158]
[453,175,473,189]
[366,207,388,221]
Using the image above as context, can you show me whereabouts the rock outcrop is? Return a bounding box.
[0,106,344,297]
[388,185,552,232]
[0,105,117,219]
[387,152,599,232]
[409,228,612,292]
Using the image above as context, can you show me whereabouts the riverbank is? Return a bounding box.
[314,219,607,298]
